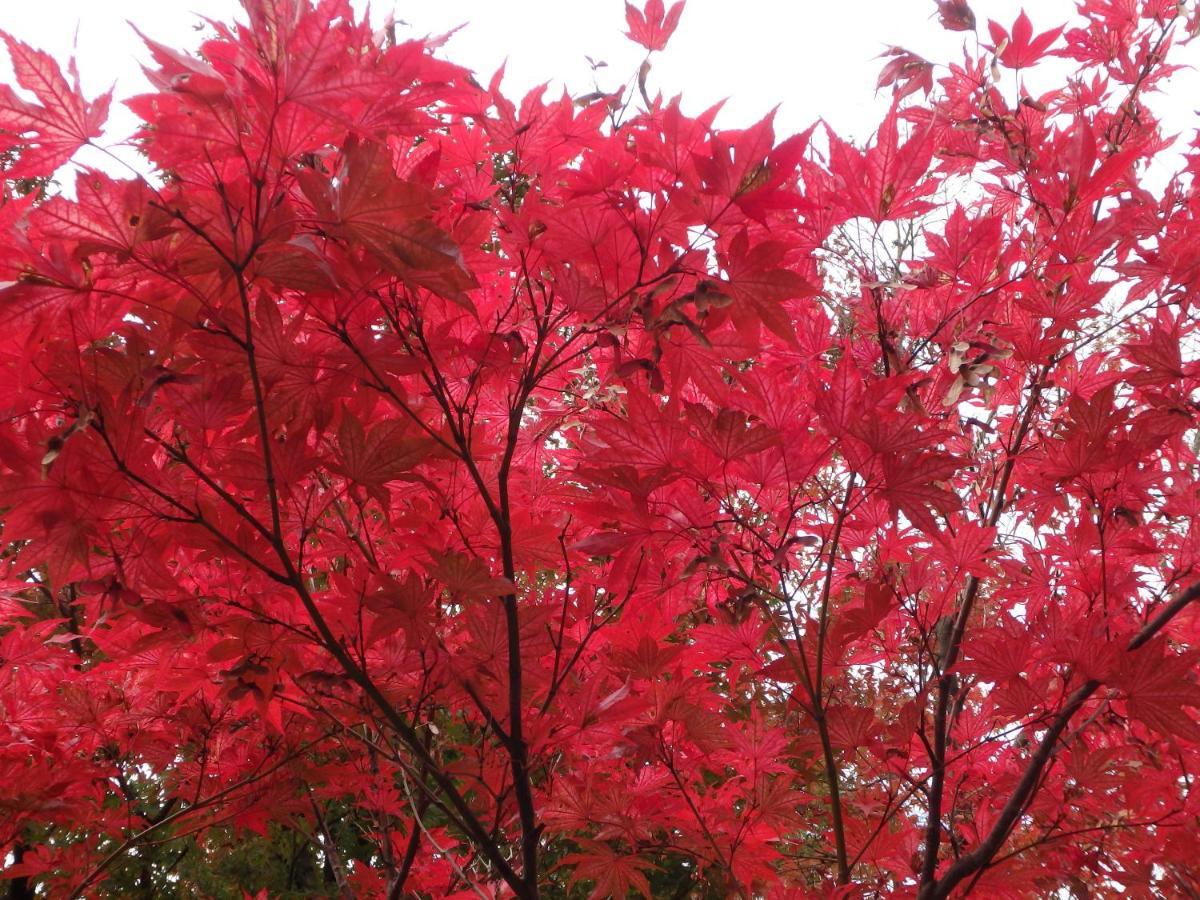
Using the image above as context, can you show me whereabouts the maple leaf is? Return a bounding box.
[931,522,995,577]
[0,34,110,178]
[33,169,171,255]
[624,0,686,52]
[835,581,897,647]
[880,451,961,534]
[428,551,516,602]
[612,634,687,680]
[1116,644,1200,741]
[987,11,1063,69]
[559,841,657,898]
[720,229,818,344]
[825,704,877,753]
[959,616,1036,685]
[826,104,935,222]
[335,414,438,506]
[299,138,478,306]
[685,403,778,462]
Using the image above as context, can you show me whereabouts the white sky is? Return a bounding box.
[0,1,1196,166]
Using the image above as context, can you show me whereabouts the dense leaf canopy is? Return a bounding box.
[1,0,1199,896]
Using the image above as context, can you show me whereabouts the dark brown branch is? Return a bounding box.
[920,577,1200,899]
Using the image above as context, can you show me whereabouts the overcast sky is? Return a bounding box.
[0,1,1197,165]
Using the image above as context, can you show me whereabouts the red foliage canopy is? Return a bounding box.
[1,1,1199,896]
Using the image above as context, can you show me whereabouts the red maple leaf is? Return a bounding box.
[559,841,658,898]
[0,34,110,178]
[624,0,686,52]
[1116,644,1200,741]
[987,11,1064,69]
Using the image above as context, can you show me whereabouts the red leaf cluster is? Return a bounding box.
[1,1,1199,897]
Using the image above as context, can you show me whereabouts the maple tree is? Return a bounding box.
[1,0,1200,896]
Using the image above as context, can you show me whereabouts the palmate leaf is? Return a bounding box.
[335,413,440,505]
[428,550,516,602]
[1117,643,1200,741]
[0,34,109,178]
[879,450,961,534]
[624,0,686,52]
[987,11,1063,69]
[559,841,658,899]
[720,228,817,345]
[32,169,171,254]
[825,102,935,222]
[298,138,478,307]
